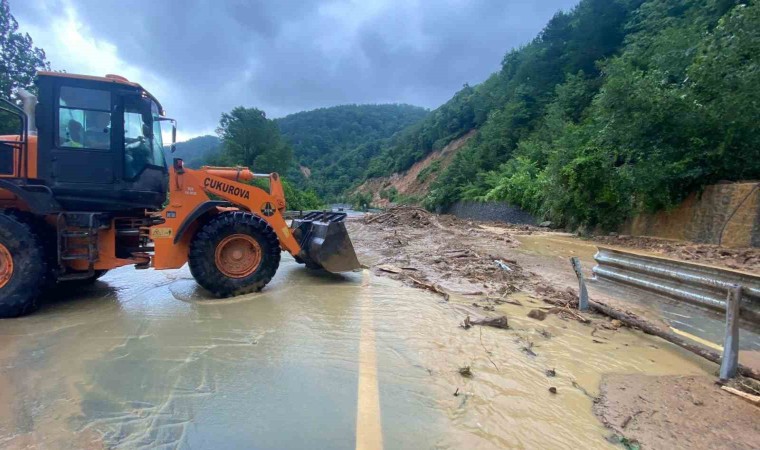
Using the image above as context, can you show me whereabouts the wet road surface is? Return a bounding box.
[514,233,760,369]
[0,256,714,449]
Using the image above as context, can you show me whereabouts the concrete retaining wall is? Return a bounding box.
[444,200,537,225]
[623,182,760,248]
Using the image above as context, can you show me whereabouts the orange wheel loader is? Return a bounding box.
[0,72,360,317]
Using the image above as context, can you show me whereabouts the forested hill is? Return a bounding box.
[276,104,428,198]
[170,135,220,168]
[358,0,760,231]
[169,104,428,199]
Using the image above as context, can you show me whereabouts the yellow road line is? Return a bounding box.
[670,327,724,351]
[356,270,383,450]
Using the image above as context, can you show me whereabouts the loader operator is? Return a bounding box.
[63,120,84,148]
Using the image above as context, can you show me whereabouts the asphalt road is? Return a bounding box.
[0,254,713,449]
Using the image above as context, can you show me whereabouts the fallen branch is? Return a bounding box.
[409,276,450,301]
[546,306,591,324]
[589,300,760,381]
[377,264,403,274]
[720,386,760,406]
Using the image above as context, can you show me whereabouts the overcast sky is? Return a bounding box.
[14,0,578,140]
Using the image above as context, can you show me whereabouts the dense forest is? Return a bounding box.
[358,0,759,230]
[276,104,428,199]
[172,104,428,200]
[4,0,758,227]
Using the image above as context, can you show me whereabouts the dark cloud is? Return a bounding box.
[14,0,579,136]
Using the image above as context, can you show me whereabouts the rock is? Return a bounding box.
[610,319,622,329]
[528,309,547,321]
[471,315,509,329]
[539,221,552,228]
[458,366,472,377]
[549,387,557,394]
[608,232,618,236]
[545,368,556,377]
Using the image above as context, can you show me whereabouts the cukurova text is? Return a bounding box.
[203,177,251,200]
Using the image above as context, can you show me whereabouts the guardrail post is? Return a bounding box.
[719,284,743,381]
[571,257,589,311]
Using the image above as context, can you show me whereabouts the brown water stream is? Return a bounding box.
[0,257,713,449]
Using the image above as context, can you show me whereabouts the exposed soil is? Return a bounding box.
[594,374,760,450]
[590,235,760,274]
[349,206,760,449]
[355,131,476,207]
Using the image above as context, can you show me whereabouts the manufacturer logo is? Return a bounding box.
[203,178,251,200]
[261,202,275,217]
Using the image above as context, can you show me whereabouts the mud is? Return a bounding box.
[0,207,757,448]
[590,234,760,274]
[354,206,760,449]
[595,374,760,450]
[0,257,704,449]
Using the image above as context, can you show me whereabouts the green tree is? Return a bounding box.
[0,0,49,98]
[216,106,293,174]
[0,0,50,133]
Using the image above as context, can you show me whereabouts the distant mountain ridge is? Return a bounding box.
[168,103,429,199]
[277,104,429,199]
[166,135,220,168]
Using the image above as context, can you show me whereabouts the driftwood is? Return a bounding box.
[589,299,760,381]
[461,314,509,330]
[471,315,509,329]
[545,306,591,324]
[721,386,760,406]
[540,293,760,381]
[408,277,450,301]
[377,265,403,274]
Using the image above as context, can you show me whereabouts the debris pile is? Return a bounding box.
[363,206,433,228]
[591,235,760,273]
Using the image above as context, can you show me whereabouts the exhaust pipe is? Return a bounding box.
[17,89,37,136]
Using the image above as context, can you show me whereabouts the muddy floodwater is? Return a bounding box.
[0,256,715,449]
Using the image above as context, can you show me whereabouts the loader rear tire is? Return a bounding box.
[188,211,281,297]
[0,213,47,318]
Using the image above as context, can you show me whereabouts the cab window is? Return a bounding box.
[58,87,111,150]
[124,106,153,178]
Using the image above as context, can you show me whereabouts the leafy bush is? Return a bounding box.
[416,160,442,183]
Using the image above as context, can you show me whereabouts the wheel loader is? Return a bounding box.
[0,72,361,317]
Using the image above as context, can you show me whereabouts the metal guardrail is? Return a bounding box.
[592,246,760,324]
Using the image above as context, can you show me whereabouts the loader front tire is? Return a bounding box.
[188,212,281,297]
[0,213,47,318]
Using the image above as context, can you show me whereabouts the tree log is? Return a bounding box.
[589,299,760,381]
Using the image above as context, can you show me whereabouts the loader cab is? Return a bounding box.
[34,72,170,212]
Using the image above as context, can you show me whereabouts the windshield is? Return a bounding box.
[123,99,168,178]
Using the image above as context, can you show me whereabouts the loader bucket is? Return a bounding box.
[291,212,361,273]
